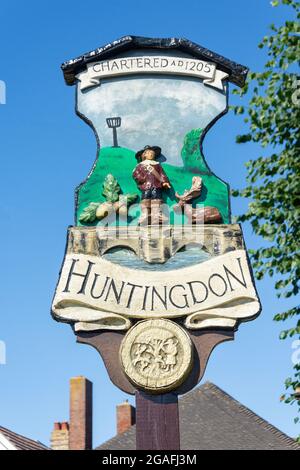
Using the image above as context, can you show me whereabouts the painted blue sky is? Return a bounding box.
[79,73,226,165]
[0,0,298,448]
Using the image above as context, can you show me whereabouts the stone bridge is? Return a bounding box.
[67,224,244,264]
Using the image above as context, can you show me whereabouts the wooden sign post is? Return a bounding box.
[52,36,261,451]
[135,391,180,450]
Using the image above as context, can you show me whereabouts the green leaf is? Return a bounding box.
[119,193,138,205]
[78,202,99,223]
[102,173,121,203]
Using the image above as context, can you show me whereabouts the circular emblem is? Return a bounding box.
[120,319,193,393]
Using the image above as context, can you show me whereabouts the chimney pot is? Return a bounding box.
[51,421,69,450]
[61,421,69,431]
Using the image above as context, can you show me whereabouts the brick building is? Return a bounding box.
[51,377,299,451]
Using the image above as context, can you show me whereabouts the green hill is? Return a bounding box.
[76,129,230,225]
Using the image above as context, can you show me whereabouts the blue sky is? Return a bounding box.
[0,0,298,447]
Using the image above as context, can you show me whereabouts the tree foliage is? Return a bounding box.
[231,0,300,435]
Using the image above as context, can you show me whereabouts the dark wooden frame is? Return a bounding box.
[76,326,234,449]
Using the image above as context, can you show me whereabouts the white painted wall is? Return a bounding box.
[0,432,17,450]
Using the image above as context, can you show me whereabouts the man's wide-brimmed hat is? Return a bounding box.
[135,145,161,161]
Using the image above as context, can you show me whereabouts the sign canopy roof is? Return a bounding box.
[61,35,248,87]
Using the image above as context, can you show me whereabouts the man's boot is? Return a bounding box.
[150,199,168,225]
[139,199,151,225]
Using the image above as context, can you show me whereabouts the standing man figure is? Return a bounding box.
[133,146,171,225]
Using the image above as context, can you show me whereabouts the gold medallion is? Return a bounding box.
[120,319,193,393]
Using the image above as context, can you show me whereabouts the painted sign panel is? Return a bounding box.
[52,249,259,331]
[75,50,230,226]
[53,36,260,395]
